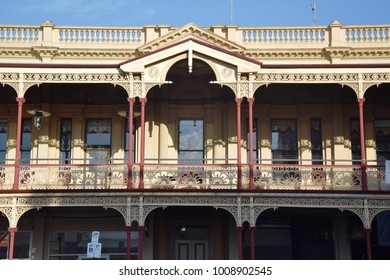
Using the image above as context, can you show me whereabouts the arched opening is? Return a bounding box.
[146,206,235,260]
[2,206,129,260]
[248,207,362,260]
[371,210,390,259]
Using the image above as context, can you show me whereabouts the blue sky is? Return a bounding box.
[1,0,389,27]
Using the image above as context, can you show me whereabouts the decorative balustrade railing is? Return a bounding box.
[1,23,389,50]
[253,164,363,191]
[0,25,41,45]
[0,165,15,190]
[0,163,387,191]
[16,164,128,190]
[344,25,390,43]
[240,27,328,45]
[143,164,243,190]
[57,26,144,45]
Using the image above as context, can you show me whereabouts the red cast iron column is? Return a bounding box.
[139,98,147,189]
[236,98,243,189]
[248,98,255,189]
[127,98,135,189]
[357,98,367,190]
[365,229,372,260]
[13,98,25,190]
[7,227,17,260]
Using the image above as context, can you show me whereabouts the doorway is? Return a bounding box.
[174,227,208,260]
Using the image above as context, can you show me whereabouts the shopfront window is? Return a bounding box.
[0,231,32,259]
[48,231,138,260]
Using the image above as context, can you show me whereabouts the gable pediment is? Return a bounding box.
[118,23,262,81]
[138,23,245,54]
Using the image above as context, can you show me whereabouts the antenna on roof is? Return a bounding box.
[230,0,233,24]
[310,1,318,26]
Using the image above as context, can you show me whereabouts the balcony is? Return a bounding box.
[0,161,388,192]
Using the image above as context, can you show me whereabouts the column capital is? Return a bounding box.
[127,97,136,104]
[357,98,366,105]
[8,227,18,234]
[15,97,25,104]
[247,97,255,104]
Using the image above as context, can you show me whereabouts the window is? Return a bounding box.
[246,118,258,163]
[85,119,112,164]
[124,118,136,162]
[0,231,32,259]
[60,118,72,164]
[21,118,32,164]
[48,231,138,260]
[375,119,390,165]
[85,119,111,148]
[178,120,204,164]
[310,118,323,165]
[0,120,7,164]
[271,119,298,164]
[350,119,361,162]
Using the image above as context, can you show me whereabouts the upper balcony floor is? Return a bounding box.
[0,78,389,193]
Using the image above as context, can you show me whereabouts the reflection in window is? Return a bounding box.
[0,231,32,259]
[375,119,390,165]
[310,119,323,165]
[48,231,139,260]
[246,118,258,163]
[124,118,136,163]
[60,118,72,164]
[0,120,7,164]
[21,119,32,164]
[85,119,111,148]
[350,119,361,162]
[271,119,298,164]
[179,120,204,164]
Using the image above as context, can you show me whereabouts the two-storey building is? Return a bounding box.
[1,20,390,260]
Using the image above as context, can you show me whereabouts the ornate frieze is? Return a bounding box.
[256,73,359,83]
[0,193,389,229]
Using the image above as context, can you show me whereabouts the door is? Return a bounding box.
[176,241,207,260]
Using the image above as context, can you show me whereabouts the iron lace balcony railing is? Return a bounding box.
[0,161,388,191]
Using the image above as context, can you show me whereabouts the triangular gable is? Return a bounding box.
[138,23,245,54]
[119,37,261,74]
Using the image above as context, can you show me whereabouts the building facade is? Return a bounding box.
[0,20,390,260]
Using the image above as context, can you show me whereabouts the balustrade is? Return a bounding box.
[1,23,389,50]
[0,162,386,191]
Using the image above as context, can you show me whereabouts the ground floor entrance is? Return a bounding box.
[150,207,232,260]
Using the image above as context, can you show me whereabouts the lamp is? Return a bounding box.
[27,109,51,130]
[117,111,141,118]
